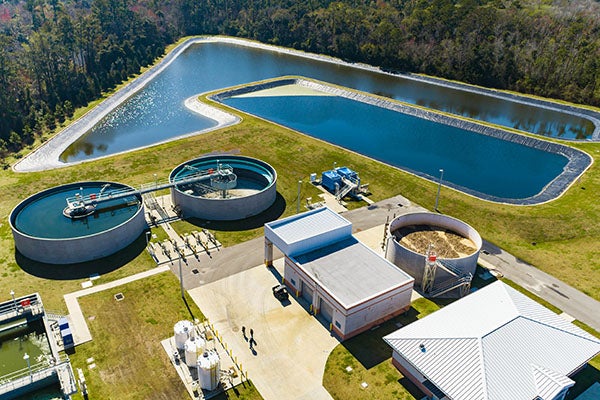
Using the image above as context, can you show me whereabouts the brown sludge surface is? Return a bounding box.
[392,224,477,258]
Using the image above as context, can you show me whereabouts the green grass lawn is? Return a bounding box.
[2,100,600,306]
[66,271,264,400]
[323,297,439,400]
[68,272,203,399]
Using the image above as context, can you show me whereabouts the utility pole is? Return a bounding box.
[434,169,444,212]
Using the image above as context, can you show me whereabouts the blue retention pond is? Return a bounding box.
[217,80,591,204]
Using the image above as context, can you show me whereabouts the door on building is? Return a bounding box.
[319,298,334,323]
[301,282,313,304]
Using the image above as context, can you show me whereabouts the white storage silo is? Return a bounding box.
[174,320,194,350]
[184,336,205,367]
[198,351,221,391]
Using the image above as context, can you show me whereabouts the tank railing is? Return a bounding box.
[64,167,235,209]
[44,311,67,322]
[0,358,73,396]
[435,258,465,277]
[0,293,43,324]
[0,360,55,395]
[427,273,473,298]
[188,181,220,196]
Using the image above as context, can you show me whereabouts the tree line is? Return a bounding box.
[1,0,599,159]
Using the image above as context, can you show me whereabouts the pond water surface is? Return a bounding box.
[61,40,596,163]
[222,92,568,200]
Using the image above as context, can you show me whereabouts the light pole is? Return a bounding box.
[178,252,184,300]
[24,353,32,382]
[145,231,151,248]
[434,169,444,212]
[10,290,16,309]
[296,180,302,213]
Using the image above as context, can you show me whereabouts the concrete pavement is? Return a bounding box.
[478,241,600,332]
[171,193,600,332]
[188,258,338,400]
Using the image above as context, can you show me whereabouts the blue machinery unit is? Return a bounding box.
[58,318,74,349]
[321,167,361,200]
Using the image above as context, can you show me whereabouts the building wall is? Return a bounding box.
[342,284,413,338]
[283,256,413,340]
[391,353,436,400]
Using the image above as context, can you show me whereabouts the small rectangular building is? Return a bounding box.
[265,207,414,340]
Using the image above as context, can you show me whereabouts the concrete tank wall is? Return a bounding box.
[170,155,277,221]
[385,212,482,286]
[10,183,146,265]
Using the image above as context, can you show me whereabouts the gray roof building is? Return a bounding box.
[264,207,414,340]
[384,280,600,400]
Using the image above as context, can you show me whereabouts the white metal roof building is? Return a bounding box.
[264,207,414,340]
[384,280,600,400]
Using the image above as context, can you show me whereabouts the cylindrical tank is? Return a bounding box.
[10,181,146,264]
[198,351,221,391]
[385,212,482,290]
[174,320,194,350]
[184,336,205,367]
[170,155,277,221]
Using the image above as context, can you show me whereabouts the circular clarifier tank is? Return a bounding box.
[10,181,146,264]
[170,155,277,221]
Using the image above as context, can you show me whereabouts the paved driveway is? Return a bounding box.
[188,259,339,400]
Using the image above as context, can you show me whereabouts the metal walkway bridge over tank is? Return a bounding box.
[63,164,236,218]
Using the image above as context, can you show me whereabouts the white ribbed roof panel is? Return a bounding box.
[531,364,574,400]
[386,337,486,400]
[385,281,520,339]
[384,281,600,400]
[264,207,352,256]
[483,317,592,400]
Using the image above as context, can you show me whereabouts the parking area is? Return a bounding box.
[188,258,339,400]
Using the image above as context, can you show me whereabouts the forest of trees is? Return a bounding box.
[1,0,599,158]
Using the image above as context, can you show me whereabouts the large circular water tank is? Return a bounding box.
[10,181,146,265]
[174,320,194,350]
[385,212,482,290]
[198,350,221,391]
[169,155,277,221]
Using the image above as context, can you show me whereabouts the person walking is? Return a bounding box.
[250,328,254,339]
[241,326,246,339]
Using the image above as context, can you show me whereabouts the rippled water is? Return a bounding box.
[61,41,595,162]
